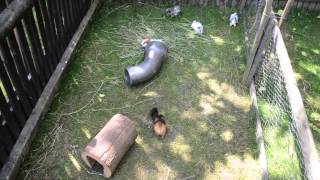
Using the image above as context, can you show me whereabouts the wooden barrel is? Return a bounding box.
[81,114,137,178]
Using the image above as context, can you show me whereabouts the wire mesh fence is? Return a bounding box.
[253,24,303,178]
[246,0,265,49]
[243,0,320,179]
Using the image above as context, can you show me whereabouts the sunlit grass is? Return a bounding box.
[258,100,302,179]
[19,3,260,179]
[283,10,320,154]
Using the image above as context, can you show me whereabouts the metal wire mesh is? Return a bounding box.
[244,1,309,178]
[254,30,304,179]
[247,0,265,52]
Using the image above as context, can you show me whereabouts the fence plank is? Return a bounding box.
[0,123,18,151]
[0,0,102,179]
[79,0,85,16]
[245,18,276,86]
[86,0,92,11]
[273,25,320,180]
[15,21,43,96]
[69,0,77,32]
[7,31,37,105]
[33,2,55,71]
[61,0,73,40]
[24,10,51,81]
[0,145,8,168]
[78,0,84,16]
[73,0,81,30]
[48,0,65,55]
[38,0,59,65]
[279,0,295,27]
[243,0,273,86]
[249,83,268,180]
[0,0,37,38]
[80,0,87,20]
[45,0,60,56]
[0,126,15,153]
[0,38,32,116]
[0,83,22,140]
[240,0,247,11]
[0,114,16,150]
[0,62,26,127]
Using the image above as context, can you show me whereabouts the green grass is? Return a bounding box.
[258,100,302,179]
[282,10,320,155]
[19,3,260,179]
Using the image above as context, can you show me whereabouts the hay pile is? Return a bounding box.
[99,3,227,65]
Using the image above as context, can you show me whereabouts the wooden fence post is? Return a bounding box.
[273,25,320,180]
[240,0,247,12]
[242,0,273,86]
[250,83,269,180]
[244,17,276,86]
[279,0,294,28]
[0,0,102,179]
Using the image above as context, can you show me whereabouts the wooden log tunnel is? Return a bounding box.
[81,114,137,178]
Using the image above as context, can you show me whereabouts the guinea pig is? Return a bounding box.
[150,107,167,139]
[165,5,181,17]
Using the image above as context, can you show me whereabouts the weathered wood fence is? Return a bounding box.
[138,0,320,10]
[273,0,320,10]
[243,0,320,178]
[0,0,102,179]
[0,0,318,179]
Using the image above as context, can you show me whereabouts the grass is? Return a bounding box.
[282,10,320,155]
[258,100,302,179]
[242,7,319,178]
[19,3,260,179]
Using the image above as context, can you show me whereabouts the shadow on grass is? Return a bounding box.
[18,2,261,180]
[282,9,320,155]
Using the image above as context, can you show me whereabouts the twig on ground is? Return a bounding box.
[92,96,161,112]
[61,81,105,116]
[138,80,156,94]
[177,175,196,180]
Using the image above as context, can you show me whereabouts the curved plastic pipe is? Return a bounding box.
[124,41,168,86]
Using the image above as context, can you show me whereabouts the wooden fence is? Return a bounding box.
[138,0,320,9]
[0,0,318,179]
[273,0,320,10]
[243,0,320,178]
[0,0,103,178]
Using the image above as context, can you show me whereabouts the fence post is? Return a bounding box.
[240,0,247,12]
[244,17,276,86]
[249,83,269,180]
[0,0,102,179]
[279,0,294,27]
[242,0,273,86]
[273,26,320,180]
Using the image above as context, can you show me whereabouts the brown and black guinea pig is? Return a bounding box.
[150,107,167,139]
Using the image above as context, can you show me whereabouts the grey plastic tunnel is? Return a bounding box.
[124,41,168,86]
